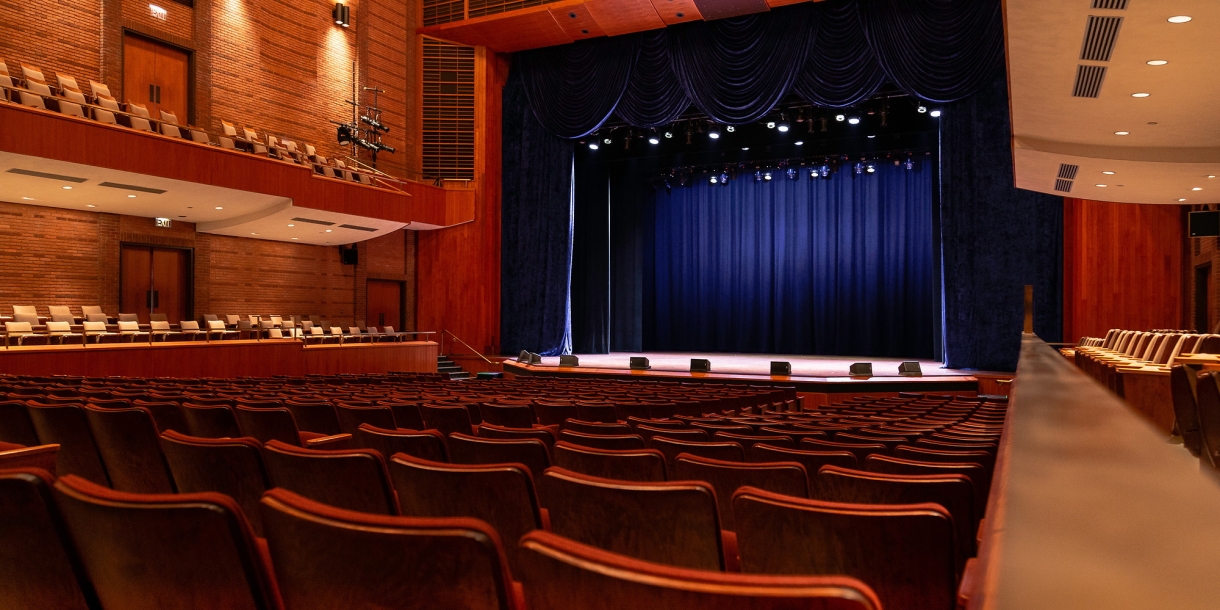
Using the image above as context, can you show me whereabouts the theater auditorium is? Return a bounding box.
[1,0,1218,607]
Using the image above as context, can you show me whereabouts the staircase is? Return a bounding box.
[437,355,471,380]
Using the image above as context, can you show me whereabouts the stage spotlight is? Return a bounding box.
[786,167,797,180]
[603,138,612,144]
[777,116,790,132]
[763,171,772,181]
[819,164,832,178]
[710,175,719,184]
[854,162,864,175]
[835,114,845,122]
[726,126,736,133]
[755,170,763,182]
[708,125,721,139]
[848,116,860,125]
[794,141,804,146]
[663,178,672,193]
[904,157,914,170]
[588,142,599,150]
[766,121,776,129]
[664,131,673,139]
[918,105,927,113]
[719,172,729,185]
[865,162,876,174]
[648,136,660,145]
[809,167,819,178]
[930,109,942,118]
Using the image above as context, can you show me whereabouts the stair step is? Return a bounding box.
[445,372,472,380]
[437,366,463,373]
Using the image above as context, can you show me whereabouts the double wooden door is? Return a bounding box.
[123,34,189,121]
[121,246,190,324]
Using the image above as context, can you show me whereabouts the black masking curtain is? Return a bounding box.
[791,0,886,108]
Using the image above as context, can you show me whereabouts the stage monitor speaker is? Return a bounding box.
[529,352,542,365]
[690,358,711,373]
[560,355,579,367]
[850,362,873,377]
[770,361,791,376]
[898,361,922,376]
[517,350,531,363]
[1190,211,1220,237]
[630,357,651,370]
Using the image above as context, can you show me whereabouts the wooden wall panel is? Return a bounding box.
[1063,198,1186,343]
[416,49,506,355]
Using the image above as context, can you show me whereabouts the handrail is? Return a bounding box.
[441,329,493,365]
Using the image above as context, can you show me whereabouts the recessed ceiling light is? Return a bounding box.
[287,224,295,227]
[794,141,804,146]
[1179,198,1188,202]
[215,206,223,210]
[21,197,33,200]
[929,110,942,118]
[325,229,333,233]
[741,147,750,151]
[1102,171,1115,175]
[127,194,137,198]
[1147,60,1168,66]
[251,232,259,235]
[62,186,73,190]
[867,135,876,139]
[1115,131,1130,135]
[1193,187,1203,191]
[1131,92,1150,98]
[291,237,298,240]
[1209,175,1217,179]
[1096,184,1108,187]
[86,204,96,208]
[1167,15,1192,23]
[187,206,193,209]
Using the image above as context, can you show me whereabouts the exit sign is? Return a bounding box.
[155,217,172,228]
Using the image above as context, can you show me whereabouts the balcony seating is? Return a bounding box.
[117,320,149,342]
[0,469,96,610]
[6,321,48,346]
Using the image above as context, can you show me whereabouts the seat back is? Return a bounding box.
[262,440,399,515]
[58,100,85,117]
[636,424,709,442]
[53,475,280,610]
[26,404,110,485]
[733,487,956,610]
[448,432,550,479]
[235,406,304,446]
[129,116,153,131]
[260,487,517,610]
[0,469,96,610]
[552,441,667,482]
[420,404,474,438]
[673,454,807,530]
[480,404,536,428]
[182,403,242,438]
[47,305,73,318]
[0,444,60,471]
[283,401,341,435]
[83,406,175,493]
[0,400,41,445]
[517,530,882,610]
[159,109,178,124]
[159,430,270,535]
[160,122,181,137]
[748,443,858,477]
[537,467,725,571]
[336,404,397,435]
[127,101,150,118]
[801,438,887,463]
[1195,371,1220,470]
[558,429,646,450]
[355,424,448,462]
[649,436,745,470]
[713,431,795,449]
[388,454,543,573]
[865,454,990,517]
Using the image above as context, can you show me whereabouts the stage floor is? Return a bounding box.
[537,352,969,379]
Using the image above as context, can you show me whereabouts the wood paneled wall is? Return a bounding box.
[1063,198,1186,343]
[415,49,507,355]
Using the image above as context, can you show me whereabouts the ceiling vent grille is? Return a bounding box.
[290,217,336,226]
[1072,65,1107,98]
[1080,16,1122,61]
[1054,179,1074,193]
[1057,164,1080,180]
[6,168,89,182]
[1091,0,1128,9]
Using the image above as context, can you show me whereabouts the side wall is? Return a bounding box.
[1063,198,1186,342]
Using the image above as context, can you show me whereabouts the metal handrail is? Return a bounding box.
[441,329,493,365]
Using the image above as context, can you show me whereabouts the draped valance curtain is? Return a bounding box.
[515,0,1003,138]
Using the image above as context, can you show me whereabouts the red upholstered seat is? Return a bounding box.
[25,403,111,485]
[636,424,710,442]
[0,468,96,610]
[449,432,551,479]
[713,430,795,449]
[354,423,449,462]
[182,403,243,438]
[83,405,175,493]
[262,440,399,515]
[552,440,668,482]
[673,453,808,530]
[0,443,59,472]
[478,422,559,449]
[0,400,42,446]
[159,431,271,535]
[558,429,646,450]
[649,436,745,470]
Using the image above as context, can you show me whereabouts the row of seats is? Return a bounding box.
[0,373,1002,610]
[1071,329,1220,395]
[0,59,383,187]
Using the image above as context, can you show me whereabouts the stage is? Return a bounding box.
[503,352,1005,404]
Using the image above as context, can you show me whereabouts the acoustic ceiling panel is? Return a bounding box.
[690,0,768,20]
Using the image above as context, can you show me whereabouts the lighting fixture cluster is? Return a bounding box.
[332,2,350,27]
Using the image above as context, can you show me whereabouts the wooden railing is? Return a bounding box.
[967,334,1220,609]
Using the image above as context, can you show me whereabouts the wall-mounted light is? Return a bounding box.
[332,2,350,27]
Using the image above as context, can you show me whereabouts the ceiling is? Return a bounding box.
[0,152,407,245]
[1006,0,1220,204]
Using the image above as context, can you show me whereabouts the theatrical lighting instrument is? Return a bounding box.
[360,114,390,133]
[917,105,927,113]
[930,110,942,118]
[819,164,832,178]
[664,131,673,138]
[755,170,763,182]
[710,175,719,184]
[726,126,735,132]
[835,114,845,122]
[847,116,860,125]
[335,122,355,145]
[719,172,729,185]
[854,162,864,175]
[708,125,721,139]
[763,171,772,181]
[604,138,612,144]
[777,115,790,132]
[794,141,804,146]
[865,162,876,174]
[786,168,797,180]
[766,121,776,129]
[904,157,914,170]
[588,142,599,150]
[810,167,820,178]
[649,136,660,145]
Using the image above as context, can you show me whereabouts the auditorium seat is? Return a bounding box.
[283,400,342,435]
[536,467,728,571]
[83,405,175,493]
[0,469,97,610]
[534,401,576,426]
[117,320,149,342]
[182,403,243,438]
[158,430,270,535]
[481,403,537,428]
[18,89,47,109]
[894,445,995,474]
[262,439,399,514]
[734,486,956,610]
[649,436,746,470]
[516,530,881,610]
[355,423,449,462]
[80,306,109,323]
[25,404,111,485]
[801,438,887,463]
[235,405,346,448]
[0,443,59,471]
[713,431,795,449]
[80,321,112,343]
[46,321,84,344]
[57,100,84,117]
[5,321,47,346]
[0,400,41,446]
[558,429,646,450]
[673,454,807,530]
[421,404,477,438]
[866,454,991,517]
[478,422,559,448]
[576,402,619,423]
[52,474,282,610]
[388,453,545,574]
[562,419,632,435]
[260,487,521,610]
[815,465,975,567]
[206,319,237,340]
[552,441,668,482]
[1193,371,1220,471]
[336,404,398,434]
[636,424,710,442]
[748,442,857,472]
[449,432,551,479]
[1171,365,1203,456]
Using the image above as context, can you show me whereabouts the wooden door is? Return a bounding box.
[152,248,189,324]
[367,280,404,329]
[120,246,154,322]
[123,34,189,121]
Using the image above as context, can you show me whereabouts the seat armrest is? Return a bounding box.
[304,433,353,449]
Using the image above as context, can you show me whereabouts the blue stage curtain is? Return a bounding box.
[501,71,575,355]
[571,149,611,353]
[666,4,816,124]
[941,73,1062,371]
[647,162,935,357]
[514,34,640,138]
[615,31,691,128]
[791,0,886,108]
[857,0,1004,103]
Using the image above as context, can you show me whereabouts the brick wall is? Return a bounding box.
[0,200,414,326]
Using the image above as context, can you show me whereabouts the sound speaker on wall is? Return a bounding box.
[560,355,580,367]
[690,358,711,373]
[898,361,922,376]
[1190,211,1220,237]
[339,245,358,265]
[630,357,651,370]
[770,361,791,376]
[849,363,873,377]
